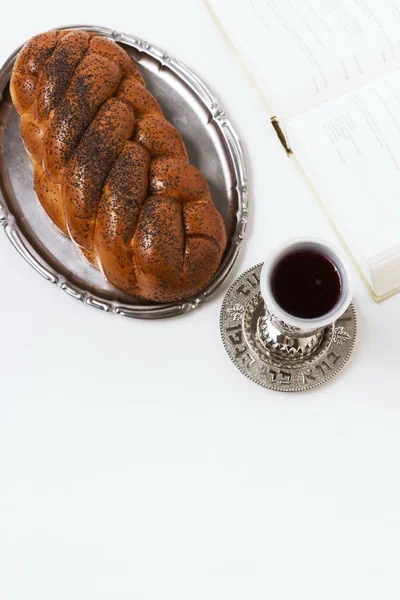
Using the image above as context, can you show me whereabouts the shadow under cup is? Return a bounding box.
[260,238,353,335]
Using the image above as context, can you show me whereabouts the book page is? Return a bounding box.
[208,0,400,119]
[285,69,400,294]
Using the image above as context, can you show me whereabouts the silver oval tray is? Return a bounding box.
[0,25,248,319]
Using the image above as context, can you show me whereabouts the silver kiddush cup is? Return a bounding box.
[259,238,353,359]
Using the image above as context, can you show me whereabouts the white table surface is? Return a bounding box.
[1,2,400,598]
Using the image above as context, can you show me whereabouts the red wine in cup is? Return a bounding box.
[271,250,342,319]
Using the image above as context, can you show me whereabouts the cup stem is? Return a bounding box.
[258,304,325,359]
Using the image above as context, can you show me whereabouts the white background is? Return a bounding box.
[1,1,400,598]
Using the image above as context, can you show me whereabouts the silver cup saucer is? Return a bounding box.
[220,263,357,392]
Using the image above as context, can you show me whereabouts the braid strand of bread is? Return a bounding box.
[10,30,227,302]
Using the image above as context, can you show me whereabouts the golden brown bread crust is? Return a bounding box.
[10,30,227,302]
[43,54,122,184]
[94,141,150,293]
[34,164,67,235]
[63,97,135,249]
[34,31,90,123]
[11,30,65,114]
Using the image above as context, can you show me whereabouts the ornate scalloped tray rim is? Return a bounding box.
[0,24,248,319]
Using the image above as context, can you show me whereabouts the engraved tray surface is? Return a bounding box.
[0,25,248,319]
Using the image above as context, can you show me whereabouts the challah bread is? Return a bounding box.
[10,30,227,302]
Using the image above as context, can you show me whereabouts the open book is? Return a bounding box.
[206,0,400,300]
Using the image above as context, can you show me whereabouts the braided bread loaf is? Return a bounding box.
[10,30,227,302]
